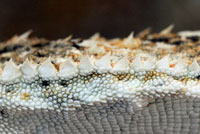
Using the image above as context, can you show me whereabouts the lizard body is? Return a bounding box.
[0,28,200,134]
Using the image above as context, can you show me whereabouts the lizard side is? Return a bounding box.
[0,27,200,134]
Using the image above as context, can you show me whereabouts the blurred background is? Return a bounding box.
[0,0,200,41]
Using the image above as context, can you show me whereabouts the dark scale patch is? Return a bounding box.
[25,47,30,51]
[0,44,24,54]
[171,40,184,45]
[5,88,12,93]
[32,42,50,48]
[0,109,8,118]
[35,51,47,57]
[53,43,71,48]
[189,55,195,58]
[41,80,50,87]
[149,38,169,43]
[187,36,199,42]
[0,57,10,63]
[71,40,85,50]
[60,80,68,87]
[71,41,81,49]
[5,85,15,93]
[196,75,200,80]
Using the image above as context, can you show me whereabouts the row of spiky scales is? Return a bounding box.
[1,53,200,83]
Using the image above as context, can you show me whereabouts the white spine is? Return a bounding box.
[58,59,78,79]
[143,57,155,71]
[130,56,142,71]
[1,59,21,82]
[113,57,129,73]
[156,54,170,71]
[38,58,57,79]
[78,55,94,75]
[95,54,112,72]
[21,59,38,80]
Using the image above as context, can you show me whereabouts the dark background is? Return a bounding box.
[0,0,200,41]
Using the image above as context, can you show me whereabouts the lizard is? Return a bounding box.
[0,26,200,134]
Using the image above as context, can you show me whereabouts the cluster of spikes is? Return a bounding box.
[1,54,200,83]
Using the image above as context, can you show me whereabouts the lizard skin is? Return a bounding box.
[0,27,200,134]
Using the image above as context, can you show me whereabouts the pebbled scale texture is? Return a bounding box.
[1,27,200,134]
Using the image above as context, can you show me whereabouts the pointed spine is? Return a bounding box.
[113,57,129,72]
[78,55,94,75]
[174,59,187,71]
[130,56,142,71]
[124,32,134,45]
[21,59,37,79]
[156,54,170,70]
[15,30,32,43]
[160,24,174,35]
[1,59,21,82]
[189,59,200,72]
[95,54,112,72]
[78,40,97,47]
[38,58,57,79]
[143,57,155,70]
[58,59,78,78]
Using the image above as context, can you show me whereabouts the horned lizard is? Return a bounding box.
[1,26,200,134]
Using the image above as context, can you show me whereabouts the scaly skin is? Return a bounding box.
[0,29,200,134]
